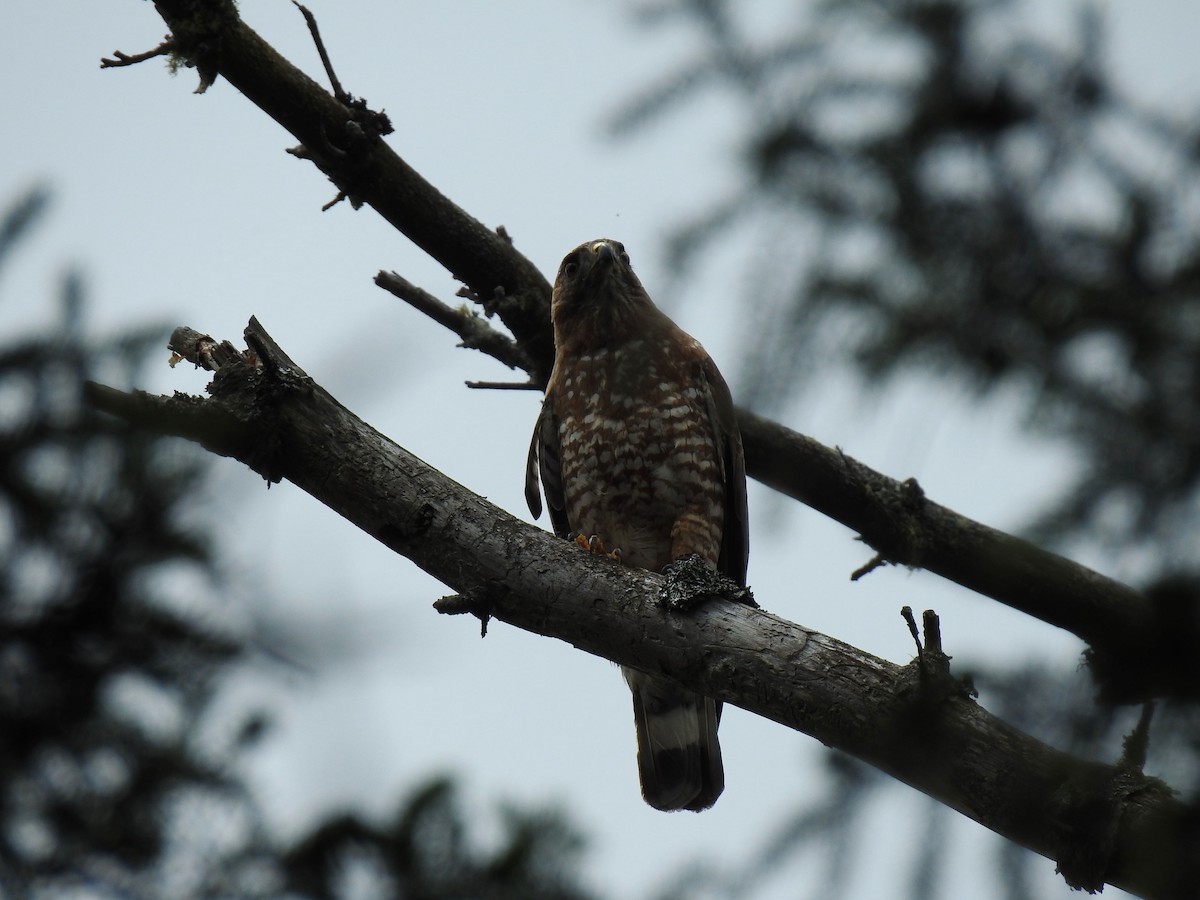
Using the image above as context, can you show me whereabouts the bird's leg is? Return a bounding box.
[659,553,756,612]
[571,532,623,562]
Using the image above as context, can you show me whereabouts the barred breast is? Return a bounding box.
[551,336,724,572]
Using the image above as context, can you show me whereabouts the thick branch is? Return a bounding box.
[88,320,1197,898]
[122,2,1191,697]
[735,412,1189,696]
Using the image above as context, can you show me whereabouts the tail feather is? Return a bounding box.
[625,668,724,811]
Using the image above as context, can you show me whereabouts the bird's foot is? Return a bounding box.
[658,553,756,612]
[572,532,623,563]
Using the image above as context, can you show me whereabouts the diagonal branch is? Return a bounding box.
[147,0,556,381]
[114,1,1193,699]
[86,319,1198,898]
[733,411,1192,700]
[100,39,174,69]
[375,271,534,374]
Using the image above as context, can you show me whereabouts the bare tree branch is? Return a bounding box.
[99,38,174,69]
[291,1,347,103]
[147,0,556,382]
[86,318,1198,898]
[97,0,1194,702]
[374,271,533,373]
[734,411,1195,701]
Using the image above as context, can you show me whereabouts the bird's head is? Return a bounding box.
[550,239,657,352]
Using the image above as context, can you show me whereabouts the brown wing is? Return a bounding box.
[701,357,749,586]
[525,395,572,540]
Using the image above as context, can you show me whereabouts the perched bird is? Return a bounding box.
[526,238,749,811]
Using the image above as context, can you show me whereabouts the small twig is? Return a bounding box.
[433,592,492,637]
[465,380,541,391]
[902,607,974,699]
[289,1,391,143]
[285,150,358,210]
[433,593,479,615]
[922,608,943,655]
[100,39,174,69]
[901,606,922,657]
[321,190,349,212]
[375,270,535,372]
[292,1,347,102]
[851,552,887,581]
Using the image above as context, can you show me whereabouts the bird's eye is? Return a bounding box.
[616,242,630,266]
[563,259,580,279]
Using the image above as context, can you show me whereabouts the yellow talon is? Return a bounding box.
[571,533,623,562]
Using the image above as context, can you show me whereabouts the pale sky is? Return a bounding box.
[5,2,1196,898]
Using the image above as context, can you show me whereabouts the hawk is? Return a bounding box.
[525,238,749,812]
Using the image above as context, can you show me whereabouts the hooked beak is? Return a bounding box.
[591,240,620,267]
